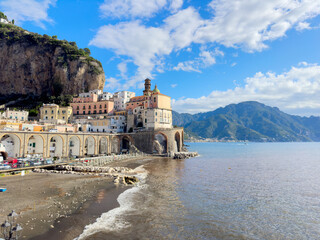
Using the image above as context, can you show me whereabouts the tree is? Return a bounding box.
[12,19,14,25]
[52,35,57,39]
[70,42,77,47]
[84,48,91,56]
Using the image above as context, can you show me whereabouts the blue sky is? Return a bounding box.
[1,0,320,116]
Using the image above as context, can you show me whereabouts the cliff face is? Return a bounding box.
[0,23,105,96]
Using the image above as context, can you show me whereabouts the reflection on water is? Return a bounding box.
[90,142,320,240]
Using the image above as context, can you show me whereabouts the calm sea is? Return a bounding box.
[77,142,320,240]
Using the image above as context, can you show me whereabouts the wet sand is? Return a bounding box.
[0,173,115,239]
[0,156,161,240]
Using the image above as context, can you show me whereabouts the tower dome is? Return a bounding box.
[153,84,160,93]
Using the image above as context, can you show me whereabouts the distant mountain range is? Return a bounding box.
[173,101,320,142]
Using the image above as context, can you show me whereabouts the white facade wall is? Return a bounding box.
[0,18,8,24]
[114,91,135,111]
[1,108,29,121]
[100,92,113,101]
[90,89,102,95]
[88,116,126,133]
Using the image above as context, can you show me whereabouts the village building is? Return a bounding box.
[126,78,172,131]
[40,104,73,124]
[0,108,29,121]
[71,92,114,117]
[114,91,136,111]
[87,115,126,133]
[0,18,9,24]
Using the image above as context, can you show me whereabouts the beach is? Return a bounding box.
[0,156,159,240]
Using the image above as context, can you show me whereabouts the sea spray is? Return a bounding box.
[75,166,148,240]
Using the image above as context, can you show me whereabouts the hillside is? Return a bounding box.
[173,101,320,142]
[0,13,105,100]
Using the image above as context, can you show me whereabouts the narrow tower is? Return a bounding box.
[143,78,151,96]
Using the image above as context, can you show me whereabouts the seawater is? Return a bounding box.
[78,142,320,240]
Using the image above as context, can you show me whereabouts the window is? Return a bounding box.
[51,110,54,114]
[89,105,91,109]
[145,119,147,123]
[51,116,53,119]
[105,104,107,108]
[83,106,85,109]
[45,110,47,114]
[104,110,107,113]
[99,110,102,113]
[63,116,65,119]
[100,105,102,109]
[77,106,79,110]
[94,110,96,114]
[83,111,85,115]
[154,97,156,102]
[77,111,79,115]
[88,111,91,114]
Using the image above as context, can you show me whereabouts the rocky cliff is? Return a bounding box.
[0,22,105,97]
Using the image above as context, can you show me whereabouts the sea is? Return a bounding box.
[76,142,320,240]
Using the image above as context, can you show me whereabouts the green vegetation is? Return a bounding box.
[173,101,320,142]
[0,22,103,73]
[0,11,8,21]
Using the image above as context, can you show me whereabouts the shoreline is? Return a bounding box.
[0,156,161,240]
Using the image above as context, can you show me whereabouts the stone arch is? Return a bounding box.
[175,131,181,152]
[99,137,108,155]
[69,136,81,157]
[27,135,45,156]
[84,136,96,156]
[153,132,168,154]
[111,136,119,154]
[0,133,21,158]
[120,135,134,153]
[49,135,64,158]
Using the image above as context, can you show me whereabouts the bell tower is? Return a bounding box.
[143,78,151,96]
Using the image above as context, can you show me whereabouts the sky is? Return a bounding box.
[1,0,320,116]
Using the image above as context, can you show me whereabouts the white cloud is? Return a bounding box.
[99,0,183,19]
[90,21,172,87]
[171,83,178,88]
[169,0,183,12]
[174,47,223,72]
[173,61,201,72]
[296,21,312,31]
[0,0,56,28]
[194,0,320,51]
[173,63,320,116]
[231,62,237,67]
[92,0,320,86]
[104,77,122,91]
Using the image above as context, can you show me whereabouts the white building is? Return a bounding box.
[99,92,113,101]
[114,91,135,111]
[1,108,29,121]
[0,18,9,24]
[87,115,126,133]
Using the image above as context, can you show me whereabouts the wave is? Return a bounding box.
[75,166,148,240]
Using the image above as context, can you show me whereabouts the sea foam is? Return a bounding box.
[75,166,148,240]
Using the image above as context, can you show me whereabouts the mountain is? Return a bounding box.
[0,13,105,99]
[173,101,320,142]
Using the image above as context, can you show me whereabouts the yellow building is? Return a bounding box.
[126,79,172,131]
[40,104,73,123]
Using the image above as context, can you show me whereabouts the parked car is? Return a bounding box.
[45,159,53,164]
[0,164,11,170]
[5,158,18,168]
